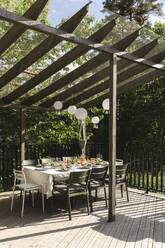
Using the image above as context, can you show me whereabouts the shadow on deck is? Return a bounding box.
[0,189,164,248]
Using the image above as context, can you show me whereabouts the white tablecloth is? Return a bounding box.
[24,166,70,198]
[23,160,122,198]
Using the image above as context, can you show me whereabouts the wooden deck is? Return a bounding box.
[0,189,165,248]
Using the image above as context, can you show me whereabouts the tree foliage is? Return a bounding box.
[103,0,163,25]
[0,0,50,97]
[153,21,165,38]
[0,2,104,145]
[0,0,165,157]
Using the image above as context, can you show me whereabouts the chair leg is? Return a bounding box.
[86,192,90,215]
[20,190,22,198]
[104,186,107,208]
[21,189,26,218]
[125,182,129,202]
[95,189,97,201]
[89,188,93,212]
[11,187,15,211]
[32,191,34,208]
[120,185,123,198]
[67,195,72,220]
[41,191,45,214]
[29,191,32,203]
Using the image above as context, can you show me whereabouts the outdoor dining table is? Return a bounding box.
[23,164,91,214]
[23,159,122,214]
[24,165,71,198]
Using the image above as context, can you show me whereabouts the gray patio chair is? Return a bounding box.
[88,166,108,212]
[116,159,123,164]
[21,159,38,167]
[105,163,129,201]
[116,163,129,201]
[54,169,91,220]
[11,169,44,217]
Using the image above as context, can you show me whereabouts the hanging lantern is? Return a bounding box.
[53,101,63,114]
[68,105,77,115]
[92,116,100,128]
[102,98,109,114]
[75,108,87,121]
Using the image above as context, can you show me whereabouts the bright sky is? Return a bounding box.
[148,0,165,24]
[48,0,112,27]
[48,0,165,27]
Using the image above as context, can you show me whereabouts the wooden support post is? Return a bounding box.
[20,108,25,164]
[108,54,117,222]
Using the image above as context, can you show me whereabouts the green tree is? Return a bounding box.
[103,0,163,25]
[114,20,165,155]
[0,1,104,144]
[0,0,50,97]
[153,21,165,37]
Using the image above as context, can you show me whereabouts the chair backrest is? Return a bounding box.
[91,166,108,181]
[116,164,128,178]
[116,159,123,165]
[69,169,91,185]
[13,169,26,184]
[21,159,37,167]
[41,158,55,164]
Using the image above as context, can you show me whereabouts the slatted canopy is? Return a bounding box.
[0,0,165,221]
[0,1,165,111]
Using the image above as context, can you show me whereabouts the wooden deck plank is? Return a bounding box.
[76,210,109,247]
[147,197,157,248]
[152,198,164,248]
[114,192,144,248]
[58,213,97,248]
[105,214,129,248]
[162,198,165,248]
[55,214,91,248]
[85,208,123,248]
[134,194,151,248]
[65,215,98,248]
[0,190,164,248]
[124,196,146,248]
[139,196,155,248]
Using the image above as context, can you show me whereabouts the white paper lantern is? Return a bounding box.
[92,116,100,128]
[53,101,63,114]
[68,105,77,115]
[75,108,87,121]
[102,98,109,114]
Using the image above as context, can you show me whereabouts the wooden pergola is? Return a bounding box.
[0,0,165,221]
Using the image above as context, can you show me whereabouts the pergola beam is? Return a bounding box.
[0,8,165,73]
[57,49,165,108]
[82,93,109,109]
[0,2,91,90]
[0,103,53,111]
[40,38,159,108]
[118,50,165,83]
[118,70,163,94]
[0,0,48,56]
[1,19,116,104]
[33,54,109,107]
[118,38,159,69]
[42,67,110,107]
[26,28,140,107]
[81,69,164,109]
[63,80,109,109]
